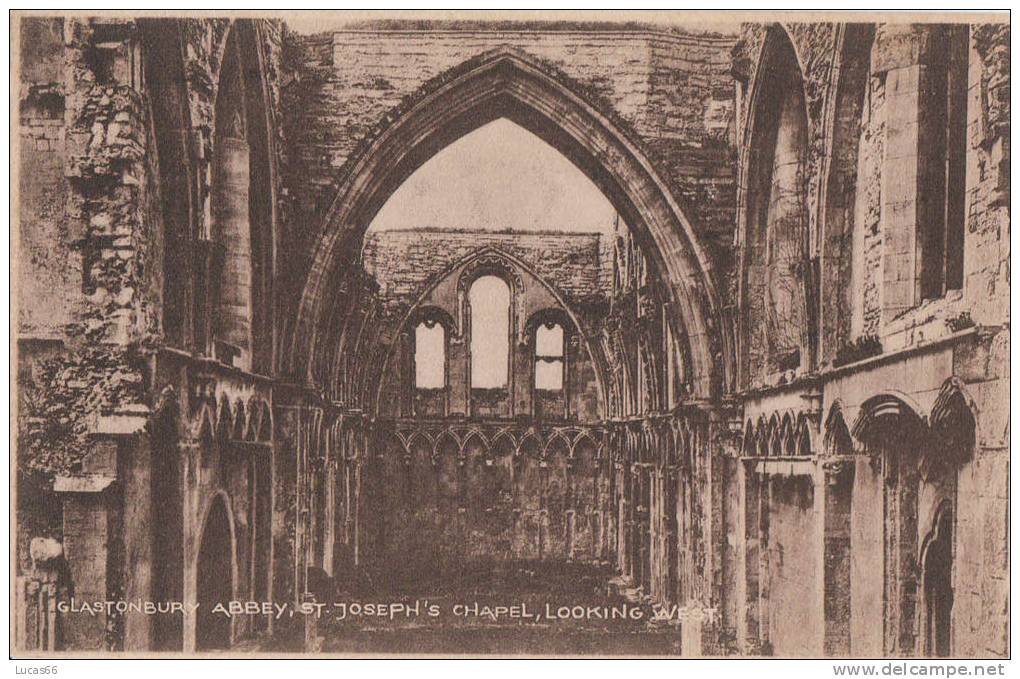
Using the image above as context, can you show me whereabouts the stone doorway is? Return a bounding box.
[196,495,234,650]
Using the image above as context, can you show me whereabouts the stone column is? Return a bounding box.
[55,474,117,650]
[212,136,252,369]
[680,605,719,657]
[54,404,151,651]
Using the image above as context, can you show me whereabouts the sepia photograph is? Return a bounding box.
[9,9,1012,662]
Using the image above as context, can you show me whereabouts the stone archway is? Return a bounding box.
[290,48,728,401]
[196,494,235,650]
[852,393,929,656]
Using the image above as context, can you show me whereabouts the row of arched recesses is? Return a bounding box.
[289,48,729,405]
[147,391,269,652]
[144,19,276,374]
[381,423,604,462]
[189,395,274,446]
[737,380,975,656]
[741,411,814,458]
[364,422,610,578]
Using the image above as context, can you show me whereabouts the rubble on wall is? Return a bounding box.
[18,19,154,484]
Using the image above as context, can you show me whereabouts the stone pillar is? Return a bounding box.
[707,411,743,650]
[680,605,719,657]
[180,438,201,654]
[54,404,151,651]
[739,460,763,654]
[448,333,468,417]
[212,136,252,369]
[270,401,302,631]
[56,475,116,650]
[638,465,651,593]
[121,430,154,650]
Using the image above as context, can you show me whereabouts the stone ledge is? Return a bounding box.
[53,474,116,493]
[87,403,150,437]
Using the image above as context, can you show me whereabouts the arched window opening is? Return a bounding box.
[142,21,193,352]
[414,320,446,389]
[196,496,233,650]
[826,24,876,350]
[920,25,969,299]
[469,275,510,389]
[762,54,808,369]
[535,322,565,391]
[744,28,812,385]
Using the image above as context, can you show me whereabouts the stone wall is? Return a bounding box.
[363,228,611,317]
[18,19,79,339]
[282,23,738,288]
[362,422,609,583]
[732,19,1010,658]
[371,234,606,422]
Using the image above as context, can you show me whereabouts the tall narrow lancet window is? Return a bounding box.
[469,276,510,389]
[920,24,969,299]
[743,28,811,384]
[534,322,565,391]
[414,320,446,389]
[209,21,273,373]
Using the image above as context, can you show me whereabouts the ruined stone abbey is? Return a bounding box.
[15,14,1010,657]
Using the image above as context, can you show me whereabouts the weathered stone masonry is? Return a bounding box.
[15,16,1009,658]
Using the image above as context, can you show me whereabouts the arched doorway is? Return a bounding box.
[196,495,234,650]
[922,503,954,658]
[852,393,927,656]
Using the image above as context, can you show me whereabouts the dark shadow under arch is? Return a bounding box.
[921,501,954,658]
[196,494,234,650]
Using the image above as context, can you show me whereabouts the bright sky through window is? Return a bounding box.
[469,276,511,388]
[535,323,565,391]
[369,119,616,236]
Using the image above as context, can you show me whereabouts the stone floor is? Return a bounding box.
[312,562,682,656]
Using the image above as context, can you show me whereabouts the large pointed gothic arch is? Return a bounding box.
[290,47,729,401]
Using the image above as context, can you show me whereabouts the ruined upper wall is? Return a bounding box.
[18,18,79,339]
[282,23,739,280]
[363,228,611,319]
